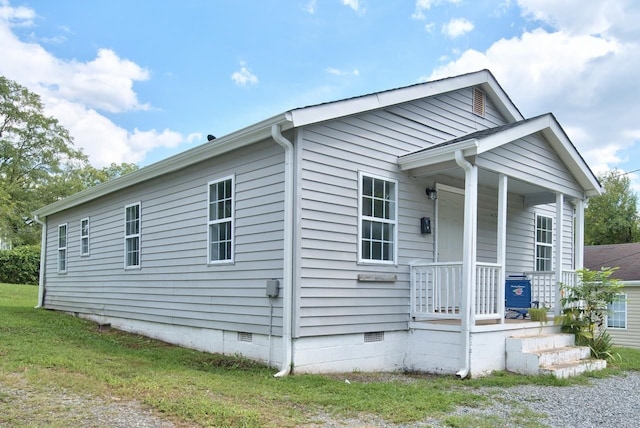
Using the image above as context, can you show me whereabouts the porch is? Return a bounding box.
[409,261,577,325]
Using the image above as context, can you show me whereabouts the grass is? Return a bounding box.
[1,283,639,427]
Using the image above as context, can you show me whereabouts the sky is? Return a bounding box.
[1,0,640,192]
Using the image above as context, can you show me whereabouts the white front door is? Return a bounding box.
[436,186,464,262]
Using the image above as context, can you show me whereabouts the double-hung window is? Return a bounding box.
[80,217,90,256]
[607,293,627,329]
[57,224,67,273]
[359,172,397,264]
[208,176,234,263]
[124,203,141,268]
[535,214,552,271]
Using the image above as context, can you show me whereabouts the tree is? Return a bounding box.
[0,76,88,245]
[585,169,640,245]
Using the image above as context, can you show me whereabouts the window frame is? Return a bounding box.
[357,171,398,265]
[207,175,235,264]
[124,202,141,269]
[535,214,553,272]
[607,292,627,329]
[57,223,68,274]
[80,217,90,256]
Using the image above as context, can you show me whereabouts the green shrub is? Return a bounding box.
[528,307,548,322]
[557,267,622,361]
[0,245,40,284]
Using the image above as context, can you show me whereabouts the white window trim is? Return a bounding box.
[57,223,67,274]
[207,175,235,265]
[607,292,627,330]
[80,217,90,257]
[357,171,398,265]
[535,213,553,272]
[124,202,141,269]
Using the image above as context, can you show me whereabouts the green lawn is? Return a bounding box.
[1,283,638,427]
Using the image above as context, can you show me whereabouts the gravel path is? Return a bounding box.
[2,372,639,427]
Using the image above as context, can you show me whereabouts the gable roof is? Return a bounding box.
[397,113,601,197]
[584,243,640,282]
[34,70,526,218]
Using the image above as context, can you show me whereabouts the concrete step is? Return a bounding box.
[505,332,607,378]
[540,359,607,379]
[506,333,575,353]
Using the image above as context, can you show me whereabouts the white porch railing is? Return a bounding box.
[525,270,576,310]
[410,261,502,320]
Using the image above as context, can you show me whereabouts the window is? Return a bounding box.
[80,218,90,256]
[359,172,397,263]
[607,293,627,329]
[57,224,67,273]
[208,177,234,263]
[535,214,552,271]
[124,203,141,268]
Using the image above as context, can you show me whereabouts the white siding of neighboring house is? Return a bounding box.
[43,139,286,339]
[295,87,509,338]
[608,284,640,349]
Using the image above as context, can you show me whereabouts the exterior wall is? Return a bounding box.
[43,139,286,342]
[292,331,407,373]
[295,87,508,338]
[476,131,584,198]
[608,284,640,349]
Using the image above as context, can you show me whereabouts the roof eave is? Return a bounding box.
[35,113,292,218]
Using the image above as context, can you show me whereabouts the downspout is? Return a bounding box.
[454,150,476,379]
[271,124,294,377]
[33,214,47,308]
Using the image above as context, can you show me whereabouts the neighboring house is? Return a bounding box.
[584,243,640,349]
[34,70,601,377]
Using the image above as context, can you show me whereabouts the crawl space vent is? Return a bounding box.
[472,87,486,117]
[364,332,384,343]
[238,332,253,342]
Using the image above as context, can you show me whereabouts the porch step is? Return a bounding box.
[506,333,606,378]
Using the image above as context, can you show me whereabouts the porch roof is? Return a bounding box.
[397,113,602,198]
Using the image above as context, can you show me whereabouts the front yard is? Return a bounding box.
[1,283,638,427]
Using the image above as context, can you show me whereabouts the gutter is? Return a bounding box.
[454,150,476,379]
[33,214,47,308]
[270,124,294,377]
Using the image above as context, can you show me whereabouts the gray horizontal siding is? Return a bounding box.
[43,138,285,336]
[295,87,507,337]
[477,132,584,198]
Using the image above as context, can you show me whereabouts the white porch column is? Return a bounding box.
[497,174,508,323]
[574,198,585,270]
[555,193,564,316]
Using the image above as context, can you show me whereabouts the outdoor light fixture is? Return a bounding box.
[425,187,437,200]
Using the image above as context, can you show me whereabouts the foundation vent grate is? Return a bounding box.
[364,331,384,343]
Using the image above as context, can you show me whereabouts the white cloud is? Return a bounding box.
[442,18,474,38]
[0,1,188,167]
[412,0,461,20]
[341,0,362,13]
[427,0,640,188]
[304,0,317,14]
[231,62,259,87]
[326,67,360,77]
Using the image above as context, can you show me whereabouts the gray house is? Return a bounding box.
[34,70,602,377]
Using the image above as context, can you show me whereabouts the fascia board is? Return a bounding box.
[290,70,494,127]
[542,121,602,197]
[35,113,291,217]
[475,115,553,154]
[398,139,478,171]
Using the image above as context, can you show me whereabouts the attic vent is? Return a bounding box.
[237,332,253,342]
[473,87,486,117]
[364,332,384,343]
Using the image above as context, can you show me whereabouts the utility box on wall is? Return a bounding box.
[266,279,280,297]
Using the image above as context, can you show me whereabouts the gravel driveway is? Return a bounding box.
[2,372,638,427]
